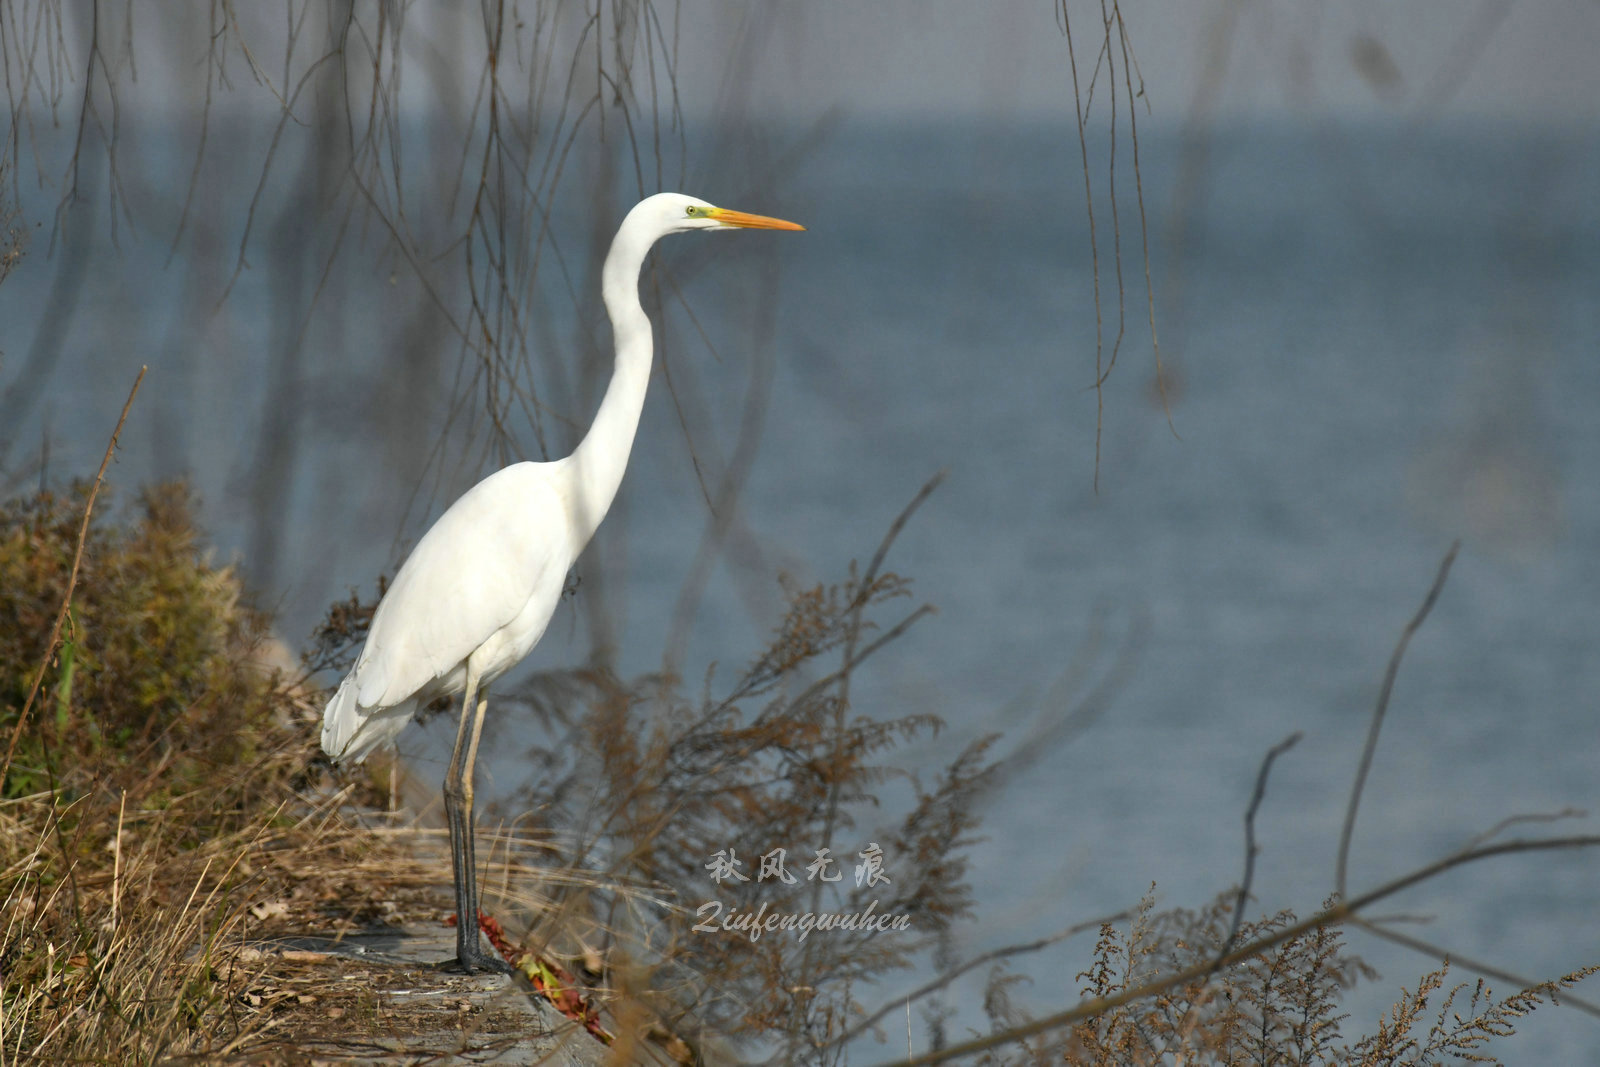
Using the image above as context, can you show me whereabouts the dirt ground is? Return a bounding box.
[207,923,609,1065]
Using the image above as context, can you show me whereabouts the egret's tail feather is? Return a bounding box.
[322,674,416,765]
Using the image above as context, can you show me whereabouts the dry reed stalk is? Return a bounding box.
[0,366,145,789]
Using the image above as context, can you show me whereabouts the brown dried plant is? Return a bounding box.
[0,480,404,1062]
[295,474,987,1062]
[1348,961,1600,1067]
[1051,891,1375,1065]
[1,482,285,803]
[949,888,1593,1067]
[308,475,1002,1064]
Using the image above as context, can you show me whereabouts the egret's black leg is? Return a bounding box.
[440,668,477,967]
[439,669,513,975]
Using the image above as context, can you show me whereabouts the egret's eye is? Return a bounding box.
[686,205,707,218]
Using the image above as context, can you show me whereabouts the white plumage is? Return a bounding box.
[321,466,569,763]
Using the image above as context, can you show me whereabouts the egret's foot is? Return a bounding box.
[437,951,517,976]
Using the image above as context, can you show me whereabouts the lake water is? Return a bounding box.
[4,119,1598,1058]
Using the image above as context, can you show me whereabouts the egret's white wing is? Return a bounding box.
[352,464,570,709]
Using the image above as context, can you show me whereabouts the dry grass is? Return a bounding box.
[504,487,993,1063]
[0,481,416,1062]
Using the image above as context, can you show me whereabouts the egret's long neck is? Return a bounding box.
[567,223,656,547]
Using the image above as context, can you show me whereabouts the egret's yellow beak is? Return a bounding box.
[709,207,805,231]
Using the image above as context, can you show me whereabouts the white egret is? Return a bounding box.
[321,193,804,973]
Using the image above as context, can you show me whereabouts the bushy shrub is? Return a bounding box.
[1,482,300,806]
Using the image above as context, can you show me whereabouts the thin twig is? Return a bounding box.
[1216,730,1302,965]
[1336,540,1460,897]
[1352,916,1600,1019]
[971,603,1147,807]
[837,910,1130,1048]
[1059,8,1105,492]
[863,470,947,591]
[801,470,946,1000]
[1,365,146,788]
[1113,3,1176,436]
[1463,806,1586,852]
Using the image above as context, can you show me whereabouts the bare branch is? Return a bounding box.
[1337,540,1460,897]
[836,911,1130,1049]
[1216,730,1302,964]
[1464,806,1587,852]
[1059,9,1105,491]
[1353,916,1600,1020]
